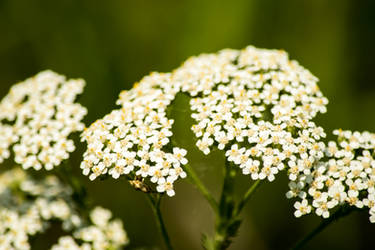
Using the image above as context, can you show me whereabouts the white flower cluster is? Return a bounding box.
[0,124,15,164]
[0,168,128,250]
[81,73,188,197]
[174,46,328,182]
[0,168,79,250]
[81,46,328,196]
[0,70,87,170]
[287,130,375,222]
[52,207,128,250]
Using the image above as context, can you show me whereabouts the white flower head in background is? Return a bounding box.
[0,168,78,249]
[81,45,329,196]
[0,168,128,250]
[287,130,375,222]
[52,207,128,250]
[0,70,87,170]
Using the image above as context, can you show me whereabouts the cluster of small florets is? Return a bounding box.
[0,124,16,164]
[174,46,328,182]
[287,130,375,222]
[81,46,328,195]
[0,168,80,250]
[0,168,128,250]
[0,70,87,170]
[81,72,188,196]
[52,207,128,250]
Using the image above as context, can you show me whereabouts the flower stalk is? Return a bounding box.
[291,204,355,250]
[203,162,263,250]
[147,194,174,250]
[209,162,239,250]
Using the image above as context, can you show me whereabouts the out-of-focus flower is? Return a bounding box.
[0,168,128,250]
[52,207,128,250]
[0,70,87,170]
[287,130,375,222]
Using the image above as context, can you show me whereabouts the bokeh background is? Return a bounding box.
[1,0,375,249]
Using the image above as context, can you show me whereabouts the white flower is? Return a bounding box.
[172,148,187,163]
[150,166,166,184]
[173,46,328,185]
[258,165,278,182]
[81,45,330,195]
[287,129,375,222]
[0,169,129,250]
[294,199,311,217]
[196,136,214,155]
[89,162,106,181]
[169,166,187,179]
[81,72,188,196]
[242,160,260,180]
[157,177,176,197]
[90,207,112,228]
[0,70,87,170]
[226,144,241,163]
[51,236,81,250]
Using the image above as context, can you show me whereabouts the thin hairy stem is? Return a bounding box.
[291,205,355,250]
[183,163,219,214]
[147,194,174,250]
[217,161,237,222]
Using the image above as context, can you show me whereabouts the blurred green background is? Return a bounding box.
[1,0,375,249]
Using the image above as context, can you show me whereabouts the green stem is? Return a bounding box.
[291,205,355,250]
[204,162,239,250]
[234,179,262,216]
[205,165,264,250]
[183,163,219,214]
[147,194,174,250]
[218,162,237,219]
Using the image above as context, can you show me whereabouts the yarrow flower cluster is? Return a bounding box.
[173,46,328,182]
[51,207,128,250]
[287,130,375,222]
[81,73,188,196]
[2,45,374,250]
[0,168,79,249]
[0,168,128,250]
[81,46,328,196]
[0,70,87,170]
[0,124,14,164]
